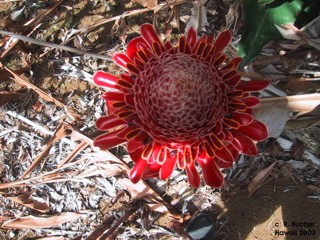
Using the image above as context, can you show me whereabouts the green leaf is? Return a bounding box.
[238,0,320,68]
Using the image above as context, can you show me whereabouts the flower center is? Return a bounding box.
[133,52,228,145]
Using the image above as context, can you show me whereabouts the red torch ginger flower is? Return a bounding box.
[93,24,269,188]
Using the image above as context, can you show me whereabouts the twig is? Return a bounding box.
[21,122,69,178]
[57,140,88,168]
[0,30,113,61]
[100,208,136,240]
[214,217,229,237]
[85,215,116,240]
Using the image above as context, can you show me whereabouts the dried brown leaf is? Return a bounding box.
[0,216,10,222]
[254,103,290,138]
[225,0,242,34]
[255,94,320,137]
[69,128,122,162]
[252,55,294,72]
[0,170,86,190]
[57,140,88,168]
[307,185,320,192]
[286,104,320,128]
[0,69,14,82]
[265,138,285,158]
[0,19,29,31]
[0,91,25,107]
[259,94,320,115]
[300,104,320,118]
[174,5,184,33]
[7,192,49,213]
[277,16,320,51]
[290,139,306,160]
[69,127,172,214]
[0,19,15,28]
[117,178,158,199]
[78,163,125,178]
[4,67,80,121]
[301,15,320,50]
[147,202,171,213]
[301,16,320,37]
[117,178,170,214]
[22,122,68,178]
[99,208,136,239]
[0,0,66,58]
[1,212,83,229]
[32,100,44,113]
[277,137,320,166]
[286,117,320,129]
[111,18,129,43]
[86,215,115,240]
[275,24,301,41]
[248,162,277,196]
[284,77,320,94]
[185,1,208,34]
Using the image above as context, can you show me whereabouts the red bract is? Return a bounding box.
[93,24,269,188]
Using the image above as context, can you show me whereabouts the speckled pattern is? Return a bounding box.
[134,52,227,144]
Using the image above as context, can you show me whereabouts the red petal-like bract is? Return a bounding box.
[93,24,269,188]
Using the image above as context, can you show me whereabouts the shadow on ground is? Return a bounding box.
[214,177,320,240]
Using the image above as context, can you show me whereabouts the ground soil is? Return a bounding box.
[217,177,320,240]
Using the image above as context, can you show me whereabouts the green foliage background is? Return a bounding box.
[238,0,320,67]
